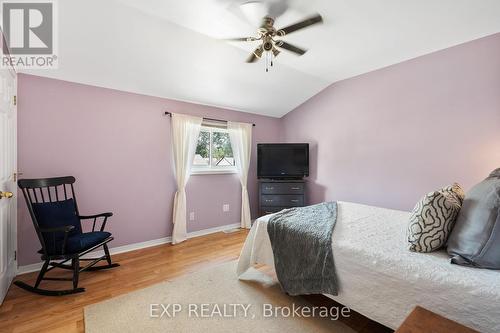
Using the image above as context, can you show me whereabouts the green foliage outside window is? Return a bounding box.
[195,129,234,167]
[196,131,210,158]
[212,131,233,162]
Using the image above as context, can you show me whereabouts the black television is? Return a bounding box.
[257,143,309,179]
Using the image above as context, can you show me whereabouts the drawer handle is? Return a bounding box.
[265,187,274,190]
[291,187,301,190]
[290,199,299,203]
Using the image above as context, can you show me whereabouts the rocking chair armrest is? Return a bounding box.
[78,212,113,219]
[39,225,75,233]
[78,212,113,232]
[39,225,74,255]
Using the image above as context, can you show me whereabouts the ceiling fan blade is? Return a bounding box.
[268,0,289,18]
[225,36,258,42]
[246,53,258,63]
[277,14,323,36]
[275,41,307,55]
[246,46,263,63]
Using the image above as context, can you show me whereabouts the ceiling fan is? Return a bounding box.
[226,13,323,70]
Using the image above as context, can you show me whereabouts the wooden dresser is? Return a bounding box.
[258,179,306,216]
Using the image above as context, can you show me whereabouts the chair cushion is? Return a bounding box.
[65,231,112,254]
[32,199,82,254]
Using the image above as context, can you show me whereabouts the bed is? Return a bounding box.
[237,201,500,333]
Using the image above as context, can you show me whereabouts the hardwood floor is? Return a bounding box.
[0,230,391,333]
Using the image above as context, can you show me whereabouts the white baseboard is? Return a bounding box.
[16,222,241,275]
[16,262,46,276]
[187,223,241,238]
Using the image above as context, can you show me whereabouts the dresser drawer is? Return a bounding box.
[260,194,304,207]
[260,183,305,194]
[260,206,288,216]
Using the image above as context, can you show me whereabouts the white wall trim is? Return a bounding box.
[187,223,240,238]
[16,262,50,276]
[16,223,241,275]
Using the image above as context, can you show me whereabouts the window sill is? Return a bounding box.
[191,168,238,175]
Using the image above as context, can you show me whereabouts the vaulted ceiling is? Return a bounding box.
[22,0,500,117]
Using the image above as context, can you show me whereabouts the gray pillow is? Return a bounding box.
[447,168,500,269]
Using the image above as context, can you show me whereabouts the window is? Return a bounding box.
[192,126,236,174]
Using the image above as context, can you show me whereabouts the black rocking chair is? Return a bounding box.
[15,176,119,296]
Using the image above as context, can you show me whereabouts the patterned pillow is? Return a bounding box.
[407,188,462,253]
[441,183,465,205]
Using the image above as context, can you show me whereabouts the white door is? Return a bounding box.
[0,61,17,304]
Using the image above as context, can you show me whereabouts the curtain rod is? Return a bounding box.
[164,112,255,127]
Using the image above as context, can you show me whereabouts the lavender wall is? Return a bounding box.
[18,34,500,265]
[17,74,281,265]
[282,33,500,211]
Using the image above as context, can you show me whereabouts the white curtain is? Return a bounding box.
[228,121,253,229]
[171,113,202,244]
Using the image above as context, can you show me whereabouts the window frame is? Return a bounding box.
[191,125,237,175]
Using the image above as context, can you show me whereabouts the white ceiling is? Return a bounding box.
[22,0,500,117]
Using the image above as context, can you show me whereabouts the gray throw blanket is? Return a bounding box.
[267,202,338,296]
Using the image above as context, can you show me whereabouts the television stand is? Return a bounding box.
[258,179,306,217]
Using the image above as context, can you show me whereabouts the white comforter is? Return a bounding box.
[237,202,500,332]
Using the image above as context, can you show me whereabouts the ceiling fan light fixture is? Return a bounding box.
[263,41,273,51]
[224,11,323,70]
[254,46,264,58]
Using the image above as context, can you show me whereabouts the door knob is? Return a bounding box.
[0,191,13,199]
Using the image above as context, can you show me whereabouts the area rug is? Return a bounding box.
[84,261,355,332]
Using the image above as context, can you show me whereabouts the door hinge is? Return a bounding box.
[14,251,16,261]
[13,95,16,106]
[13,172,23,182]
